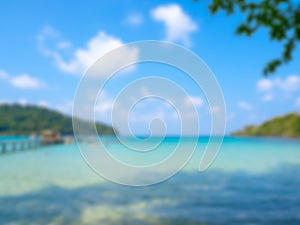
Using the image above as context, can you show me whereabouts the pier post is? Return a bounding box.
[0,139,42,155]
[1,143,6,154]
[20,141,24,151]
[12,142,16,152]
[34,140,39,149]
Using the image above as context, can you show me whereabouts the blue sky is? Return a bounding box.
[0,0,300,135]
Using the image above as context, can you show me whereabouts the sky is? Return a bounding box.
[0,0,300,136]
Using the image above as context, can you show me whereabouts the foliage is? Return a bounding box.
[0,104,115,135]
[232,112,300,137]
[196,0,300,75]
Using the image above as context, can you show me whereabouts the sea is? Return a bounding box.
[0,136,300,225]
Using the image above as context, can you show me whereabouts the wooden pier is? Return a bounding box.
[0,139,41,154]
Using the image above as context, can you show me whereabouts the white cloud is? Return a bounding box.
[238,101,252,111]
[0,99,10,104]
[38,27,139,76]
[86,90,204,135]
[261,93,274,102]
[0,99,50,108]
[295,97,300,108]
[151,4,197,46]
[257,75,300,102]
[257,75,300,93]
[275,75,300,92]
[38,100,49,107]
[37,26,59,42]
[18,98,27,106]
[0,70,9,80]
[56,41,71,49]
[125,13,143,26]
[210,105,221,114]
[0,70,45,90]
[10,74,45,89]
[139,86,151,97]
[37,26,63,56]
[95,100,114,114]
[257,79,273,92]
[56,100,73,115]
[184,96,203,108]
[57,32,125,74]
[171,111,179,119]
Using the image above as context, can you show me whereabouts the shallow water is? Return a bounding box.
[0,137,300,225]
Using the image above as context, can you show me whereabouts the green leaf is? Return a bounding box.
[263,59,282,75]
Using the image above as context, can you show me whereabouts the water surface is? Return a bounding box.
[0,137,299,225]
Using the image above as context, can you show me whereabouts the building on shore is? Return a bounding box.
[40,130,63,145]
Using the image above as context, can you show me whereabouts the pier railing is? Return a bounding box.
[0,139,41,154]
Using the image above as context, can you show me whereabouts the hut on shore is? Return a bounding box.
[40,130,63,145]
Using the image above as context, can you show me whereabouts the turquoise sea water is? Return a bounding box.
[0,137,300,225]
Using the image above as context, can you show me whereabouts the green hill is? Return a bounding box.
[0,104,115,135]
[232,112,300,138]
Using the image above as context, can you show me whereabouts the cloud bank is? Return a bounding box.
[151,4,197,46]
[38,27,139,76]
[0,70,45,89]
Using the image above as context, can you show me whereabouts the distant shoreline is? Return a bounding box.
[231,112,300,139]
[0,104,116,136]
[1,135,299,141]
